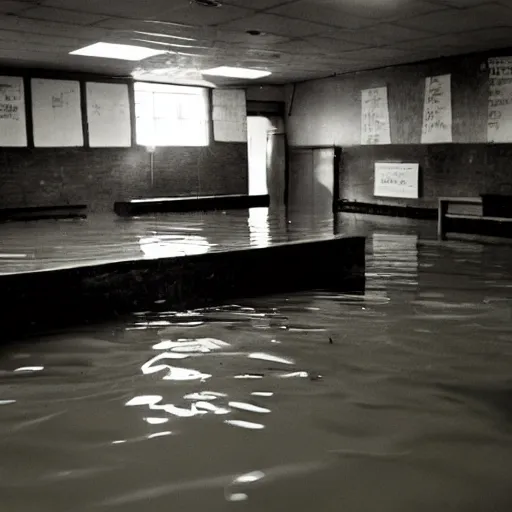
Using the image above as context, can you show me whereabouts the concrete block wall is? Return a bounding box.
[0,143,248,212]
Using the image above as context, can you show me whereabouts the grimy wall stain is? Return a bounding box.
[286,49,512,208]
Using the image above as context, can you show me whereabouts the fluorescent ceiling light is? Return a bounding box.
[70,42,165,61]
[202,66,271,79]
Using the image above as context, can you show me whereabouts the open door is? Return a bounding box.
[247,115,286,207]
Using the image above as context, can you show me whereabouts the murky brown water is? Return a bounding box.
[1,214,512,511]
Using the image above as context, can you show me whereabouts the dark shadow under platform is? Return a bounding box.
[443,216,512,239]
[0,204,87,222]
[0,235,365,340]
[114,194,270,217]
[337,200,437,221]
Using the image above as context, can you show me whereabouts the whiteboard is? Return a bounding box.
[374,162,419,199]
[31,78,83,147]
[212,89,247,142]
[0,76,27,146]
[86,82,131,147]
[421,74,452,143]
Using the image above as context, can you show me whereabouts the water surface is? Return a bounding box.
[1,215,512,511]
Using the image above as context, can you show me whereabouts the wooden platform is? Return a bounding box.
[0,210,343,275]
[0,234,365,340]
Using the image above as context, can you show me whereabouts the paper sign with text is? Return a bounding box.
[488,56,512,142]
[374,162,419,198]
[421,74,452,143]
[0,76,27,147]
[361,87,391,145]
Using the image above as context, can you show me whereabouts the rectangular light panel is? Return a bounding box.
[70,42,165,61]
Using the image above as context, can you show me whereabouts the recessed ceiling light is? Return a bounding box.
[70,42,165,61]
[202,66,271,79]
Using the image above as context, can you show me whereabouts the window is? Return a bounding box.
[134,82,209,147]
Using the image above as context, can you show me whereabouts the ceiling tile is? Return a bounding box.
[0,40,71,53]
[268,0,447,27]
[21,6,108,24]
[0,50,136,74]
[0,28,82,48]
[215,29,289,44]
[324,23,437,45]
[92,18,176,30]
[93,18,219,43]
[273,37,367,55]
[390,26,512,49]
[159,4,254,26]
[0,0,35,14]
[389,38,460,51]
[395,3,512,33]
[2,0,512,87]
[42,0,190,19]
[91,17,141,30]
[468,27,512,44]
[0,47,56,59]
[427,0,490,6]
[337,46,409,62]
[268,1,376,29]
[0,14,109,38]
[94,22,291,49]
[221,0,291,8]
[217,13,328,37]
[329,0,446,20]
[310,36,368,52]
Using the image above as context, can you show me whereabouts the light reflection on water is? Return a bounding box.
[1,222,512,510]
[0,208,338,274]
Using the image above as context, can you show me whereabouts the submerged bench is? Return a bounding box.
[0,204,87,222]
[0,235,365,340]
[438,197,512,239]
[114,194,270,217]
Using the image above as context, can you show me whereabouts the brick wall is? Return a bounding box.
[340,144,512,209]
[0,142,248,212]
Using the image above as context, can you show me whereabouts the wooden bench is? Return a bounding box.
[0,204,87,222]
[438,197,512,239]
[114,194,270,217]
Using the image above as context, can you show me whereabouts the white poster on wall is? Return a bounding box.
[421,74,452,143]
[488,56,512,142]
[0,76,27,147]
[212,88,247,142]
[374,162,419,199]
[361,86,391,145]
[86,82,131,147]
[31,78,83,147]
